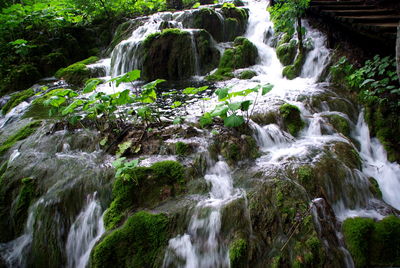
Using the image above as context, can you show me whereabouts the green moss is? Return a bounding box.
[103,161,185,230]
[13,177,37,235]
[343,216,400,267]
[327,114,350,137]
[282,52,304,80]
[205,67,234,82]
[175,141,189,156]
[279,103,305,136]
[297,165,312,185]
[142,28,187,48]
[219,37,258,70]
[55,56,99,85]
[370,215,400,266]
[0,121,41,155]
[238,70,257,79]
[229,238,248,268]
[342,217,375,268]
[2,88,35,114]
[277,33,292,47]
[368,177,382,199]
[91,211,168,268]
[276,40,297,66]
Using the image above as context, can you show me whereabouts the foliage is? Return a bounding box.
[112,157,140,183]
[279,103,305,136]
[229,238,248,267]
[200,84,273,128]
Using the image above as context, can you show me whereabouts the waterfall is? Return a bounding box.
[189,30,201,76]
[163,157,242,268]
[355,112,400,210]
[66,193,105,268]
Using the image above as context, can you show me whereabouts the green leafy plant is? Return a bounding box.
[200,84,273,128]
[112,157,140,183]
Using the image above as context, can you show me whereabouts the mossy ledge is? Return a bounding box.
[229,238,248,267]
[0,121,42,155]
[342,216,400,268]
[55,56,99,86]
[91,211,169,268]
[103,160,185,230]
[279,103,305,136]
[2,88,35,115]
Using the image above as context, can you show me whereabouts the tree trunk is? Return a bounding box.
[297,17,303,54]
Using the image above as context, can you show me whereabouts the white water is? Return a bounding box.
[355,112,400,210]
[163,158,242,268]
[66,193,105,268]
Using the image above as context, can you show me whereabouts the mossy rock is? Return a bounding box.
[106,20,144,55]
[343,216,400,267]
[218,37,258,71]
[91,211,169,268]
[276,40,297,66]
[229,238,248,267]
[103,160,185,230]
[142,28,219,81]
[1,88,35,115]
[324,114,350,137]
[175,141,189,156]
[368,177,382,199]
[55,56,99,86]
[282,52,304,80]
[277,33,292,47]
[186,8,224,42]
[279,103,305,136]
[238,70,257,79]
[206,68,234,82]
[11,177,38,235]
[0,121,42,155]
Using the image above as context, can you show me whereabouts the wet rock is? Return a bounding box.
[219,37,258,70]
[279,103,305,136]
[55,56,99,86]
[282,52,304,80]
[141,28,219,81]
[238,70,257,79]
[323,114,350,137]
[276,40,297,66]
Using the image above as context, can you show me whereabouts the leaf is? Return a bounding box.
[360,79,375,88]
[228,102,242,111]
[115,70,141,86]
[224,114,244,127]
[262,84,274,95]
[200,113,213,127]
[44,96,66,107]
[116,141,132,158]
[62,99,83,115]
[240,100,252,111]
[210,105,229,117]
[137,106,152,120]
[211,129,219,135]
[173,117,184,124]
[171,101,182,108]
[112,157,127,168]
[83,79,101,93]
[215,87,229,100]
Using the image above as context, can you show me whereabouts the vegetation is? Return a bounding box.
[229,238,248,267]
[0,121,41,155]
[279,103,305,136]
[343,216,400,267]
[331,55,400,161]
[268,0,310,53]
[1,88,35,114]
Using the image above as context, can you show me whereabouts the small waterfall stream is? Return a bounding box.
[163,157,242,267]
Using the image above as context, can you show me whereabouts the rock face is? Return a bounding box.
[141,28,219,81]
[182,7,249,42]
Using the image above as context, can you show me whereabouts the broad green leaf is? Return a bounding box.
[44,96,66,107]
[83,79,101,93]
[240,100,252,111]
[61,99,83,115]
[224,114,244,127]
[210,105,229,117]
[215,87,229,100]
[262,84,274,95]
[200,113,213,127]
[228,102,242,111]
[171,101,182,108]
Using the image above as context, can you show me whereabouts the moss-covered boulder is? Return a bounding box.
[91,211,169,268]
[55,56,99,86]
[276,40,297,66]
[279,103,305,136]
[141,28,219,81]
[1,88,35,115]
[343,216,400,267]
[238,70,257,79]
[324,114,351,137]
[219,37,258,70]
[205,68,234,82]
[229,238,248,268]
[103,160,185,230]
[282,52,304,80]
[182,7,248,42]
[106,20,144,55]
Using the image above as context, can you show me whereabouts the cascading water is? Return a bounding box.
[66,193,105,268]
[163,157,243,268]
